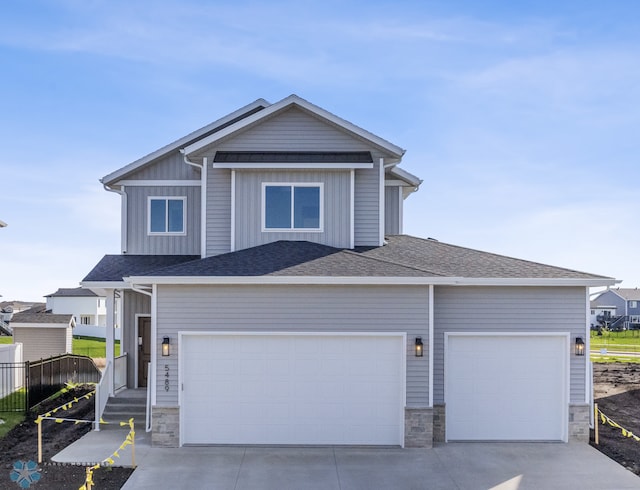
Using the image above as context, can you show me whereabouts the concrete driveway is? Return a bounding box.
[119,443,640,490]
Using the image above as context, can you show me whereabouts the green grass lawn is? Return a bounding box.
[72,336,121,358]
[0,411,24,437]
[0,337,12,344]
[591,330,640,363]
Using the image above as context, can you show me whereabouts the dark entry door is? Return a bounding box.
[138,317,151,387]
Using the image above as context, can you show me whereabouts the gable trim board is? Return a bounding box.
[213,162,373,170]
[444,332,569,442]
[178,331,407,446]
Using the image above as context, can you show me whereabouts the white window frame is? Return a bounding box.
[147,196,187,236]
[80,315,92,325]
[261,183,324,233]
[631,301,638,308]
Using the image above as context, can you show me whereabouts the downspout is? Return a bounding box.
[103,184,127,254]
[180,150,206,258]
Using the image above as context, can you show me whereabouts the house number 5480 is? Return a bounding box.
[164,365,170,391]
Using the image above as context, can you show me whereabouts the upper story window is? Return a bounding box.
[262,183,323,232]
[631,301,638,308]
[148,197,186,235]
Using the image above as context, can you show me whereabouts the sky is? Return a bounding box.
[0,0,639,301]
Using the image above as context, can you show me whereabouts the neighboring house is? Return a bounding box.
[82,95,616,449]
[45,287,107,328]
[10,304,74,361]
[592,288,640,330]
[589,301,617,329]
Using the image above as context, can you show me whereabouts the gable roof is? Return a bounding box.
[121,235,614,287]
[183,94,405,161]
[45,287,99,298]
[101,99,269,186]
[605,288,640,301]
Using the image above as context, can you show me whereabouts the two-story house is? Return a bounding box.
[82,95,615,449]
[592,288,640,330]
[45,287,107,328]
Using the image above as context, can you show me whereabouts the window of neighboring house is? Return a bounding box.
[263,183,323,231]
[80,315,92,325]
[148,197,186,235]
[631,301,638,309]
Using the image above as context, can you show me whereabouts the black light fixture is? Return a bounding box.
[575,337,585,356]
[162,337,170,356]
[415,337,424,357]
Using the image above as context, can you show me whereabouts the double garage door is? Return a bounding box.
[181,333,406,446]
[446,334,568,442]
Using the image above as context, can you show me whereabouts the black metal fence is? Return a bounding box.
[0,354,101,412]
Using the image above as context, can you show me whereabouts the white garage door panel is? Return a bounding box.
[446,335,567,441]
[181,334,404,445]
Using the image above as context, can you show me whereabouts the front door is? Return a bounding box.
[137,317,151,387]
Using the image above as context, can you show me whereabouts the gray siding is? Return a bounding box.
[234,170,351,250]
[155,284,430,408]
[206,107,374,153]
[354,158,381,246]
[385,186,400,235]
[195,107,383,248]
[125,186,201,255]
[433,286,587,405]
[592,290,625,315]
[124,151,201,181]
[123,290,151,388]
[206,168,232,256]
[13,327,71,361]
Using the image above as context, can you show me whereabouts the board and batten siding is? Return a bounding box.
[123,290,151,388]
[123,151,200,181]
[206,167,232,256]
[195,107,384,247]
[234,170,351,250]
[385,186,400,235]
[125,186,201,255]
[155,284,429,408]
[432,286,587,405]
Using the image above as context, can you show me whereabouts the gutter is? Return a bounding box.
[180,150,207,258]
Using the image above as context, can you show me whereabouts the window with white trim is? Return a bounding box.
[80,315,92,325]
[262,183,323,231]
[148,197,186,235]
[631,301,638,308]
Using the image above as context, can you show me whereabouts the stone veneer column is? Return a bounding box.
[569,404,590,442]
[151,406,180,447]
[432,404,446,443]
[404,408,433,448]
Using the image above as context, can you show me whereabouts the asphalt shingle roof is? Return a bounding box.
[608,288,640,301]
[45,287,98,298]
[11,304,72,324]
[129,235,610,280]
[83,255,201,282]
[213,151,373,163]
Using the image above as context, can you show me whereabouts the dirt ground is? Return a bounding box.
[0,385,133,489]
[593,362,640,475]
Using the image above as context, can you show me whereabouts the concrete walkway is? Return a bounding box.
[54,432,640,490]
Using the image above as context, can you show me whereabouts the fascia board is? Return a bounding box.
[80,281,130,289]
[212,162,373,170]
[389,167,422,187]
[12,322,71,328]
[124,275,618,287]
[183,94,405,158]
[101,99,270,185]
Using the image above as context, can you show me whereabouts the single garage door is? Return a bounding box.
[181,333,405,446]
[446,334,567,441]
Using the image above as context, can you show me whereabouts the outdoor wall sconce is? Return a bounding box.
[162,337,170,357]
[415,337,424,357]
[575,337,585,356]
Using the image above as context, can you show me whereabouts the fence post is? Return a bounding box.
[25,360,30,411]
